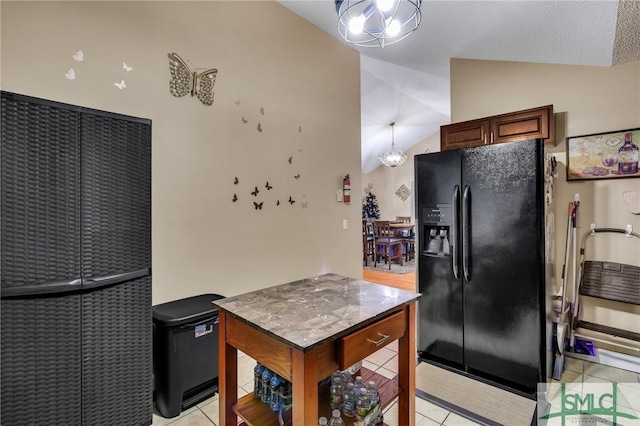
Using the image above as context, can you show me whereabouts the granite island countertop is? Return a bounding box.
[212,273,421,352]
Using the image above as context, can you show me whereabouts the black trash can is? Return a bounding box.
[153,293,225,418]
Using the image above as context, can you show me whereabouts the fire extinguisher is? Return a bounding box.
[343,174,351,204]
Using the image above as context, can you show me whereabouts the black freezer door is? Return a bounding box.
[415,149,464,366]
[461,140,544,391]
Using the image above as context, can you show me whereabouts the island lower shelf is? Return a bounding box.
[235,367,397,426]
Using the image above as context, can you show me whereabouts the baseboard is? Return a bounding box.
[566,348,640,374]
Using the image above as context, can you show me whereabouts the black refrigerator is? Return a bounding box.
[415,139,553,396]
[1,92,152,425]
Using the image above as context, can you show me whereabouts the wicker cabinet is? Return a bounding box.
[1,92,152,426]
[441,105,554,151]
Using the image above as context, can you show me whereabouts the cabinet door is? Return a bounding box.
[1,93,82,290]
[1,93,83,425]
[81,276,152,425]
[1,295,83,425]
[440,118,490,151]
[81,114,151,279]
[491,105,553,146]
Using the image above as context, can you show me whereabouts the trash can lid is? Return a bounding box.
[153,293,225,326]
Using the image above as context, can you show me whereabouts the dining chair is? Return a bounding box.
[403,231,415,261]
[362,220,374,266]
[372,220,404,270]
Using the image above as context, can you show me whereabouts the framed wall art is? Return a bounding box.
[566,128,639,181]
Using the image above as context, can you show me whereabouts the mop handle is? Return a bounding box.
[569,195,580,347]
[559,201,574,311]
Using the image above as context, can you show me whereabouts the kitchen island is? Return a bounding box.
[213,273,421,425]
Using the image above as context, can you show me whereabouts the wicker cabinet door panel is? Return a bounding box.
[81,115,151,278]
[81,277,152,425]
[1,295,82,425]
[1,95,82,289]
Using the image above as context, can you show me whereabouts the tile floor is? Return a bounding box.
[152,344,640,426]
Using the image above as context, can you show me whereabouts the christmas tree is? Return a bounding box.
[362,191,381,220]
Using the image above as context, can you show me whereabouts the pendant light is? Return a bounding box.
[378,122,407,167]
[335,0,422,48]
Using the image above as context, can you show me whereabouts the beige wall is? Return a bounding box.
[1,1,362,304]
[367,58,640,347]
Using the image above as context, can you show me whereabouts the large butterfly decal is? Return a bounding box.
[168,52,218,106]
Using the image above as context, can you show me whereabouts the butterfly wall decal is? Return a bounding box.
[288,156,293,165]
[251,186,259,196]
[257,123,263,132]
[168,52,218,106]
[288,196,295,205]
[73,50,84,62]
[232,194,238,202]
[114,80,126,90]
[234,177,239,185]
[277,200,280,206]
[253,202,263,210]
[294,174,300,180]
[241,116,248,124]
[300,201,308,209]
[65,68,76,80]
[265,182,273,190]
[123,62,133,72]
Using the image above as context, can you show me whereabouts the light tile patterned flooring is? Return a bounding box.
[152,345,640,426]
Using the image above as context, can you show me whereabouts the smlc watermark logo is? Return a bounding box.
[538,382,640,425]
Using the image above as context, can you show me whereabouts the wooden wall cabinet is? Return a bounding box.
[441,105,555,151]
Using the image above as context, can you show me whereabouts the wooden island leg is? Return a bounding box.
[292,347,319,425]
[218,311,238,426]
[398,303,416,426]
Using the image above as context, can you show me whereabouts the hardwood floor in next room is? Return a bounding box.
[363,269,417,292]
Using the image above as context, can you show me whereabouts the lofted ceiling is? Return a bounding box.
[278,0,640,173]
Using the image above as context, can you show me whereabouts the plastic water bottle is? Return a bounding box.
[330,377,344,410]
[355,387,371,421]
[318,417,328,426]
[261,368,274,403]
[331,371,342,384]
[353,376,365,395]
[342,382,356,417]
[328,409,344,426]
[280,380,292,411]
[253,364,265,397]
[341,371,354,388]
[367,381,381,425]
[367,380,380,408]
[269,374,283,411]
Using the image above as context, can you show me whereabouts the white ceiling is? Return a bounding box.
[278,0,638,173]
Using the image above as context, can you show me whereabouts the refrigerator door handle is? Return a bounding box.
[452,185,461,279]
[82,268,150,290]
[462,185,471,282]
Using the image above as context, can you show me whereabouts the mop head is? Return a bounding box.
[571,338,597,356]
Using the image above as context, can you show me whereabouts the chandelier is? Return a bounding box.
[335,0,422,48]
[378,122,407,167]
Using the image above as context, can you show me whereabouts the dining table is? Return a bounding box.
[389,221,415,237]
